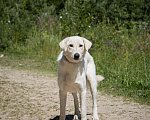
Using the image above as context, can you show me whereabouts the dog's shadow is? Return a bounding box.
[49,114,91,120]
[49,115,74,120]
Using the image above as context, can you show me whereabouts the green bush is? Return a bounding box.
[1,0,150,104]
[0,0,54,50]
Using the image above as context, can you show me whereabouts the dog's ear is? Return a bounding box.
[59,37,69,51]
[82,37,92,51]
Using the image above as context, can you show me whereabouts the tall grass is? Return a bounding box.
[5,15,149,104]
[90,25,150,103]
[1,1,150,104]
[8,17,61,60]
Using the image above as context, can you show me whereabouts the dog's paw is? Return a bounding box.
[92,116,99,120]
[73,115,79,120]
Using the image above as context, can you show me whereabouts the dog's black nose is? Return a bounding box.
[74,53,80,60]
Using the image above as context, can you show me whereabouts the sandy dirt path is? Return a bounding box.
[0,66,150,120]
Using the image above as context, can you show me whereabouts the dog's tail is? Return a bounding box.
[86,75,104,89]
[96,75,104,82]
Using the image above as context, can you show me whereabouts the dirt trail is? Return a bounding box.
[0,66,150,120]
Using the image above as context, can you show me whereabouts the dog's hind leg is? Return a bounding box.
[88,79,99,120]
[86,63,99,120]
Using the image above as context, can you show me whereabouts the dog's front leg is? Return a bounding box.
[80,90,87,120]
[72,93,80,118]
[59,90,67,120]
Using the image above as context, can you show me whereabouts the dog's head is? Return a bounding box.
[59,36,92,63]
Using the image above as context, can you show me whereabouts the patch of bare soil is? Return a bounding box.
[0,66,150,120]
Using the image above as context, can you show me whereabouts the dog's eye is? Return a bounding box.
[79,44,83,47]
[69,44,73,47]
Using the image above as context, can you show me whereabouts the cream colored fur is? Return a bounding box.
[57,36,104,120]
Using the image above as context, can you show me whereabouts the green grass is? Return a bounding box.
[0,53,57,75]
[89,27,150,105]
[1,9,150,105]
[86,24,150,105]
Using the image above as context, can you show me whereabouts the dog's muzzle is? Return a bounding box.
[74,53,80,60]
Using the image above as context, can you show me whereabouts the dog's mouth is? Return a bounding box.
[74,53,80,60]
[64,52,83,63]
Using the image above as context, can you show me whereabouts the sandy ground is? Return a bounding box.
[0,66,150,120]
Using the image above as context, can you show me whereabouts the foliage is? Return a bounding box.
[0,0,54,51]
[0,0,150,104]
[1,0,150,50]
[89,24,150,103]
[58,0,150,37]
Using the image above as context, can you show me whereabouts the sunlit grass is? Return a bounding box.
[1,9,150,105]
[87,24,150,104]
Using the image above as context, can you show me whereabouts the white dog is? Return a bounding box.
[57,36,104,120]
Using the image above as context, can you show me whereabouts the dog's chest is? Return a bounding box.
[62,61,86,92]
[64,63,85,82]
[64,72,84,93]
